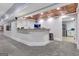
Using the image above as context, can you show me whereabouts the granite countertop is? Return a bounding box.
[17,28,50,31]
[17,28,49,34]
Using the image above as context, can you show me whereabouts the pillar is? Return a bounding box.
[11,21,17,32]
[76,4,79,49]
[3,24,7,32]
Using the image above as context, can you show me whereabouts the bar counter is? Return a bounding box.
[4,29,50,46]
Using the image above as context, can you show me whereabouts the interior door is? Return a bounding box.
[62,23,67,37]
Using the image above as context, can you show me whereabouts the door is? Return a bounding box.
[62,23,67,37]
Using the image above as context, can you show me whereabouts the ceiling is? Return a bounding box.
[0,3,70,19]
[15,3,56,17]
[0,3,13,18]
[22,3,70,17]
[24,3,78,20]
[0,3,76,24]
[0,3,56,22]
[62,13,76,22]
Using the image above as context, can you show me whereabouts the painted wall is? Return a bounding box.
[17,18,35,29]
[66,21,75,31]
[66,21,76,37]
[40,17,62,41]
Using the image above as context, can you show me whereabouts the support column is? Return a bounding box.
[76,4,79,49]
[11,21,17,32]
[3,24,7,32]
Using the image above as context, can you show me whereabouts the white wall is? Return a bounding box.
[52,17,62,41]
[66,21,76,37]
[66,21,75,30]
[17,18,27,29]
[17,18,35,29]
[40,17,62,41]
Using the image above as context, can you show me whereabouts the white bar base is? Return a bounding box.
[4,31,50,46]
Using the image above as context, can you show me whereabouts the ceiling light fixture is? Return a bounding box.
[30,15,33,18]
[47,17,54,22]
[71,18,75,20]
[4,14,9,19]
[57,7,61,10]
[60,15,68,18]
[1,19,4,22]
[40,12,44,15]
[38,19,44,23]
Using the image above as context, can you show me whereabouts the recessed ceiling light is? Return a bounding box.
[30,15,33,18]
[1,19,3,22]
[40,12,44,15]
[47,17,54,22]
[38,19,44,23]
[60,15,68,18]
[57,7,61,10]
[71,18,75,20]
[5,14,9,19]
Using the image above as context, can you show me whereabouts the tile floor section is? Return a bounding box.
[63,37,75,43]
[0,32,79,56]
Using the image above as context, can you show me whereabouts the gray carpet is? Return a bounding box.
[0,32,79,56]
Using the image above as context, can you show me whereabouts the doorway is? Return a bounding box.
[62,16,76,43]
